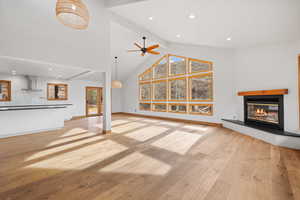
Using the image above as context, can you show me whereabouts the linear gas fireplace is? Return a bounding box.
[244,95,284,131]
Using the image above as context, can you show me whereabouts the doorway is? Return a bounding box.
[86,87,103,117]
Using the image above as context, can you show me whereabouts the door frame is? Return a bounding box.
[86,87,103,117]
[298,55,300,128]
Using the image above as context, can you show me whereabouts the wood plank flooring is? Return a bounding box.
[0,114,300,200]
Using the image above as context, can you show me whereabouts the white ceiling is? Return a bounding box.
[0,20,159,82]
[0,0,162,81]
[0,56,103,82]
[2,0,299,83]
[110,0,300,48]
[0,0,110,72]
[0,21,162,82]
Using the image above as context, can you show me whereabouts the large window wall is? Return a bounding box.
[139,54,213,116]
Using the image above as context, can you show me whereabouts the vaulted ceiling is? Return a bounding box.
[110,0,300,48]
[110,21,162,80]
[0,0,299,82]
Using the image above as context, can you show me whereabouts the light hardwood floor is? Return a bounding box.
[0,114,300,200]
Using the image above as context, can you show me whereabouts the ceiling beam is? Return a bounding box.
[104,0,150,8]
[109,12,169,48]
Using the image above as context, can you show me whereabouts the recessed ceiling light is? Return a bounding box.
[227,37,232,41]
[176,34,181,38]
[188,13,196,19]
[148,16,153,20]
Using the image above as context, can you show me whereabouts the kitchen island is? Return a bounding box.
[0,104,72,138]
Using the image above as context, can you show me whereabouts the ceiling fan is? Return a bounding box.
[128,37,160,56]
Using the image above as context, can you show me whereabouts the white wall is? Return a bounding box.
[0,74,122,117]
[0,0,110,71]
[234,40,300,132]
[121,40,300,132]
[122,43,236,124]
[112,88,122,113]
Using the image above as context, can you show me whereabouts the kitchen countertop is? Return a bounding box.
[0,104,73,111]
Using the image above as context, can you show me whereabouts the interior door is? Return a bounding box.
[86,87,103,116]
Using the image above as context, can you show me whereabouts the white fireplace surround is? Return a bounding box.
[223,120,300,150]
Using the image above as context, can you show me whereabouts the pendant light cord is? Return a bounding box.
[114,56,118,80]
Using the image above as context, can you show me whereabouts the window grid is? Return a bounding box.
[168,103,188,114]
[169,54,187,77]
[152,103,168,112]
[139,54,214,116]
[152,80,168,101]
[189,104,213,116]
[139,81,152,102]
[139,103,152,111]
[168,77,188,102]
[189,72,213,102]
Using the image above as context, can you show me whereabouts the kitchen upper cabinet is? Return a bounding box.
[47,83,68,100]
[0,80,11,101]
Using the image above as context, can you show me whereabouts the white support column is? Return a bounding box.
[103,71,112,134]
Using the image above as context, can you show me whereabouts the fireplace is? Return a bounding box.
[244,95,284,130]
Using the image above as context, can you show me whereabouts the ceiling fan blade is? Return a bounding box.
[127,50,141,52]
[148,50,160,55]
[146,44,159,51]
[134,43,143,49]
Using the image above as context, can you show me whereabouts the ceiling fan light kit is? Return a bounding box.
[56,0,89,30]
[128,37,160,56]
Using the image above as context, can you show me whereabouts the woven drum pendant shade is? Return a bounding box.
[56,0,89,30]
[112,80,123,89]
[112,57,123,89]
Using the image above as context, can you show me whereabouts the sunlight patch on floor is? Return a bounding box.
[141,119,160,123]
[112,120,130,126]
[151,131,203,155]
[60,128,88,137]
[158,121,181,127]
[112,122,146,134]
[100,152,171,176]
[47,132,98,147]
[182,124,208,132]
[25,136,105,161]
[125,126,169,142]
[92,120,130,129]
[26,140,128,170]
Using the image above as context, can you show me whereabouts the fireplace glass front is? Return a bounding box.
[244,95,284,130]
[247,103,279,124]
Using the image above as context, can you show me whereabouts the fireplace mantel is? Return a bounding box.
[238,89,288,96]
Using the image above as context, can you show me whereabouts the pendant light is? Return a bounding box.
[112,57,123,89]
[56,0,89,30]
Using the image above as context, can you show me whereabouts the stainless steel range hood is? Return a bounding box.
[21,76,43,92]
